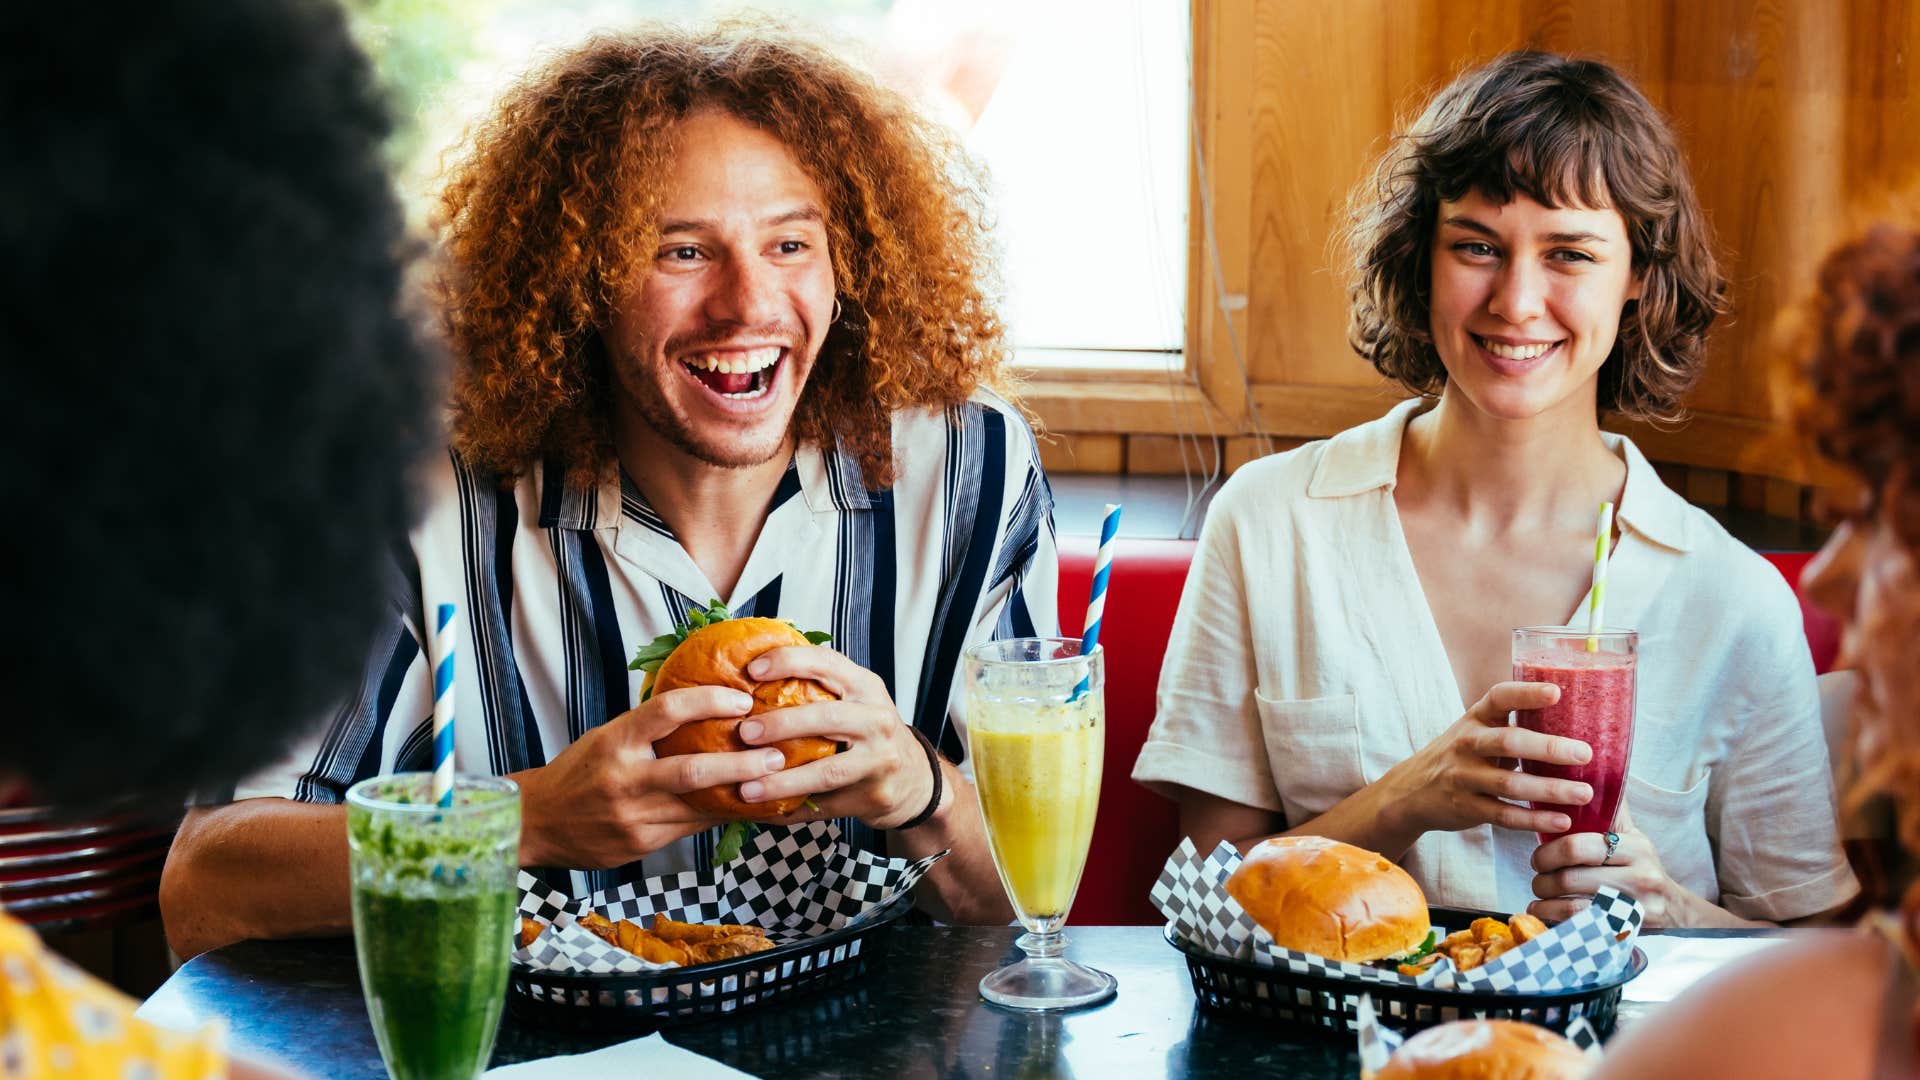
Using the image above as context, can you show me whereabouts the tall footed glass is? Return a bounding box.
[964,638,1116,1011]
[346,773,520,1080]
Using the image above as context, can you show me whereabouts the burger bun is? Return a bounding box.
[649,618,839,820]
[1223,835,1430,964]
[1375,1019,1592,1079]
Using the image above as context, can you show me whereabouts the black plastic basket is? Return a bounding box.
[1165,906,1645,1039]
[506,902,907,1034]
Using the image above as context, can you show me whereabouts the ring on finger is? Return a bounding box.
[1602,830,1621,866]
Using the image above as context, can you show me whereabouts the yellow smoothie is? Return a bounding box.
[968,697,1103,921]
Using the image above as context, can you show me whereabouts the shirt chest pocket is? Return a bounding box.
[1625,770,1717,902]
[1252,690,1367,829]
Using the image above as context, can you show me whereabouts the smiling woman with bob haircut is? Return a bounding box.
[1134,51,1856,927]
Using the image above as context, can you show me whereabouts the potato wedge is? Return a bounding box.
[1509,913,1548,944]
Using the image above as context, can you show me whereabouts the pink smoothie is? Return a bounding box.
[1512,649,1635,841]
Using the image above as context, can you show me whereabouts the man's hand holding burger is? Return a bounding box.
[509,684,776,869]
[732,645,939,829]
[731,638,1010,924]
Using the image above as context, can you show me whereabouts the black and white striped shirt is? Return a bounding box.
[238,393,1057,898]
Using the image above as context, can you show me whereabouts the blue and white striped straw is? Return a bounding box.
[1073,504,1122,700]
[432,603,457,808]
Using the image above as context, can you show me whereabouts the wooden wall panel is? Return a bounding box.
[1183,0,1920,486]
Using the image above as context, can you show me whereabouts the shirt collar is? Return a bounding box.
[795,439,880,512]
[1605,429,1694,554]
[535,458,619,532]
[536,442,867,533]
[1304,396,1695,553]
[1306,397,1424,498]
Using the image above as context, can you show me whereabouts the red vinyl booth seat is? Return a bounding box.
[1055,534,1840,925]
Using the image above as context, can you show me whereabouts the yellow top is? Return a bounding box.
[0,909,227,1079]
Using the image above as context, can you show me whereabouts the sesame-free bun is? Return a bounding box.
[649,618,839,820]
[1374,1019,1592,1079]
[1223,836,1431,963]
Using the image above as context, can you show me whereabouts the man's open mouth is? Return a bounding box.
[681,346,782,400]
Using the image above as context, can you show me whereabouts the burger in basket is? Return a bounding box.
[1372,1019,1592,1079]
[1224,836,1435,965]
[628,600,842,862]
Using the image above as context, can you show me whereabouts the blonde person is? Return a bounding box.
[1596,221,1920,1077]
[1133,52,1855,927]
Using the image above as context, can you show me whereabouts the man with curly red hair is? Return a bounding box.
[163,21,1054,955]
[1594,218,1920,1078]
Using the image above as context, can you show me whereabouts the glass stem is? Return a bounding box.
[1017,929,1066,960]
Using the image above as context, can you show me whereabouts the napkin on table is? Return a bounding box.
[483,1033,758,1078]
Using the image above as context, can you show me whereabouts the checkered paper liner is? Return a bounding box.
[1151,838,1642,991]
[514,820,945,978]
[1356,994,1602,1076]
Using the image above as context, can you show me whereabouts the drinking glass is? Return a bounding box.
[963,637,1116,1011]
[1511,628,1638,845]
[346,773,520,1080]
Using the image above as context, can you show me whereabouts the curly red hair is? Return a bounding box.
[1794,221,1920,1028]
[435,21,1009,487]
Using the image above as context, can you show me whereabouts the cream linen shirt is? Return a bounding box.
[1133,399,1858,920]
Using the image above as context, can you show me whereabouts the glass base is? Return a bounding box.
[979,932,1117,1011]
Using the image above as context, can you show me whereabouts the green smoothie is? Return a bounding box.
[347,773,521,1080]
[352,887,515,1079]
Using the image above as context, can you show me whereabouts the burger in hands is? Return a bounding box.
[1224,836,1434,965]
[1373,1019,1592,1079]
[628,601,842,862]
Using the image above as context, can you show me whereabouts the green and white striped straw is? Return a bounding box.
[1586,502,1615,651]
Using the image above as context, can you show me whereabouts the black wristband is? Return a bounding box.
[891,725,945,831]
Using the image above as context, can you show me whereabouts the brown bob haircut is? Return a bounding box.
[1345,51,1728,422]
[437,21,1007,488]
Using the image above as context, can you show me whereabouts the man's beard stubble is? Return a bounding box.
[618,357,799,471]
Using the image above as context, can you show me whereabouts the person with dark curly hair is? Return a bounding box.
[163,21,1053,957]
[1592,219,1920,1079]
[1135,52,1854,927]
[1,0,429,1074]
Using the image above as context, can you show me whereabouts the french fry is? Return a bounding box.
[1440,929,1476,952]
[1509,913,1548,944]
[518,918,544,949]
[1451,943,1486,971]
[567,910,778,968]
[651,915,767,944]
[613,920,692,965]
[1483,936,1513,961]
[1469,917,1510,944]
[577,912,619,946]
[686,935,777,964]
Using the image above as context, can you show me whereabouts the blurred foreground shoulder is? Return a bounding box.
[1593,931,1885,1079]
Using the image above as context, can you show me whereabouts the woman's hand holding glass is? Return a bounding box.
[1372,681,1596,839]
[1528,802,1695,925]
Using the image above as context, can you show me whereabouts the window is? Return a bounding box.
[347,0,1189,368]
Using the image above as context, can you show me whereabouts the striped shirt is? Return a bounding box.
[236,393,1058,898]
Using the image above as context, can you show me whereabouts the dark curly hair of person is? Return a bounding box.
[437,20,1008,489]
[1794,223,1920,977]
[1343,51,1728,422]
[0,1,433,806]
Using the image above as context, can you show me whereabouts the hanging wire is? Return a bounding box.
[1182,0,1279,529]
[1129,0,1219,537]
